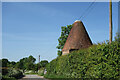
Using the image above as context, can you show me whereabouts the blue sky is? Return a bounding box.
[2,2,118,62]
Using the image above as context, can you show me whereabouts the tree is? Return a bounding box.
[15,55,36,71]
[25,62,35,70]
[2,58,9,67]
[57,50,62,56]
[8,61,16,68]
[37,63,41,70]
[56,25,72,56]
[28,55,36,63]
[39,60,48,67]
[16,61,24,70]
[10,61,16,65]
[1,59,10,75]
[25,55,36,70]
[33,64,38,72]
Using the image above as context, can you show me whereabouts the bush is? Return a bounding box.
[45,39,120,78]
[7,68,24,79]
[24,70,36,74]
[2,75,17,80]
[38,67,45,76]
[2,69,8,75]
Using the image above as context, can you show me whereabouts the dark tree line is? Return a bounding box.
[1,55,48,73]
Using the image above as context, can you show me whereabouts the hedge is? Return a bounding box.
[44,38,120,79]
[7,68,24,79]
[38,67,45,76]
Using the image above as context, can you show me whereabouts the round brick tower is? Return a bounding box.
[62,20,92,55]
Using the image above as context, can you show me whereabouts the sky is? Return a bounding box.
[2,2,118,62]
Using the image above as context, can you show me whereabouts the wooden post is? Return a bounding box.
[39,55,40,63]
[109,0,112,44]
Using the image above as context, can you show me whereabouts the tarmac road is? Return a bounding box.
[19,74,48,80]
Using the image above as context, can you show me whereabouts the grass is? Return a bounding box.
[24,72,38,75]
[2,75,17,80]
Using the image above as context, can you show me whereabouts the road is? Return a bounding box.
[19,74,48,80]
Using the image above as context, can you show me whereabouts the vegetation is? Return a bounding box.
[15,55,36,71]
[1,67,23,79]
[39,60,48,67]
[1,23,119,79]
[2,75,17,80]
[6,68,24,79]
[38,67,45,76]
[56,25,72,56]
[24,70,37,75]
[45,36,120,79]
[0,55,49,79]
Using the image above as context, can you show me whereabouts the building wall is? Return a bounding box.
[62,50,69,55]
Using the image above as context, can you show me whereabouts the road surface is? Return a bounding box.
[19,74,48,80]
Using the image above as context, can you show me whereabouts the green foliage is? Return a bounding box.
[38,67,45,76]
[33,64,39,72]
[1,68,23,79]
[57,50,62,56]
[2,58,10,67]
[1,59,9,75]
[15,55,36,70]
[8,61,16,68]
[39,60,48,67]
[2,75,17,80]
[2,69,8,75]
[44,73,66,78]
[56,25,72,56]
[25,62,35,70]
[28,55,36,63]
[24,70,37,74]
[45,38,120,78]
[6,68,23,79]
[1,55,37,79]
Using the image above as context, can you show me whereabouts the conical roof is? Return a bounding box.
[62,20,92,53]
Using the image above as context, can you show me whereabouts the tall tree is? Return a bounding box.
[2,58,9,67]
[15,55,36,70]
[28,55,36,63]
[39,60,48,67]
[56,25,72,56]
[1,59,10,75]
[8,61,16,68]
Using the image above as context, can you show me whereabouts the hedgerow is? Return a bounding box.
[44,37,120,79]
[6,68,24,79]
